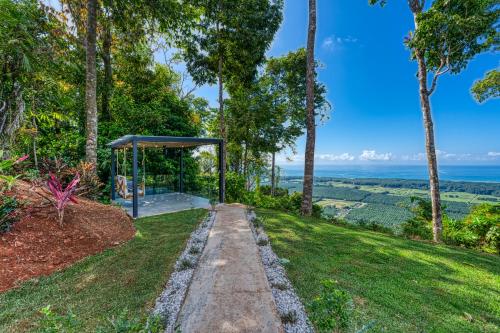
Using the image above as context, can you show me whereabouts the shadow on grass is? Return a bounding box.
[0,209,207,332]
[258,209,500,333]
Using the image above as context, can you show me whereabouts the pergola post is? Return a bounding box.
[111,148,116,200]
[132,139,139,218]
[218,140,225,203]
[179,148,184,193]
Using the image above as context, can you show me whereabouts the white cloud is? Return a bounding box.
[488,152,500,157]
[436,150,472,161]
[318,153,355,161]
[401,153,426,161]
[322,35,358,51]
[359,150,393,161]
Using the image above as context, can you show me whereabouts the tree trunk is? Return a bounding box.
[301,0,317,216]
[413,11,443,242]
[101,20,112,121]
[271,151,276,196]
[85,0,98,168]
[218,55,227,195]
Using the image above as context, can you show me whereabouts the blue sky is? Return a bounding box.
[177,0,500,166]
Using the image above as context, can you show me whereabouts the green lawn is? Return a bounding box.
[257,209,500,333]
[0,209,207,332]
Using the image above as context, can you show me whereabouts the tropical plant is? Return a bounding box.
[46,172,80,226]
[0,195,21,233]
[308,279,353,332]
[0,152,29,191]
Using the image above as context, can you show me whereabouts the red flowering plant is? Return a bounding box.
[47,172,80,226]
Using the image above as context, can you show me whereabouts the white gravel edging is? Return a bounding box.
[247,210,315,333]
[152,210,216,333]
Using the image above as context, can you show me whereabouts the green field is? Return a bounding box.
[281,178,499,232]
[257,209,500,333]
[0,209,206,332]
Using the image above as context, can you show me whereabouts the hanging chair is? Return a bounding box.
[115,147,146,199]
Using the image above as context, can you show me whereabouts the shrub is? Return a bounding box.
[225,172,247,203]
[402,197,434,240]
[0,153,29,191]
[69,161,103,200]
[0,195,21,233]
[461,204,500,253]
[308,279,353,332]
[260,185,288,197]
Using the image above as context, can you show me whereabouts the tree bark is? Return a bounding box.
[413,10,443,242]
[85,0,98,168]
[218,54,227,177]
[101,19,113,121]
[271,151,276,196]
[301,0,317,216]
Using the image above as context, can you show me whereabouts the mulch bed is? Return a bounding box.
[0,182,135,292]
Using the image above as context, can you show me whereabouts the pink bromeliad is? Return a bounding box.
[47,172,80,226]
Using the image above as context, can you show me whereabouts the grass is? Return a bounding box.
[0,209,207,332]
[257,209,500,333]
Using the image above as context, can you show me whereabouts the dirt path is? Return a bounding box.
[177,204,283,333]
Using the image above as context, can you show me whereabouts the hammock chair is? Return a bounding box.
[115,147,146,199]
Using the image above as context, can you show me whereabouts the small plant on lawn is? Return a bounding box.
[308,279,353,333]
[39,305,82,333]
[100,309,164,333]
[47,172,80,226]
[0,195,22,233]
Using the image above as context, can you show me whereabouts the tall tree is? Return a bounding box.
[182,0,283,177]
[301,0,317,216]
[264,49,329,195]
[370,0,499,241]
[85,0,98,167]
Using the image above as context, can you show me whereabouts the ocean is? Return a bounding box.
[280,165,500,183]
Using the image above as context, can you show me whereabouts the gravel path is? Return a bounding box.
[248,210,315,333]
[176,204,283,333]
[152,210,216,332]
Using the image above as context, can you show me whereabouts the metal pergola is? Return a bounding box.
[108,135,225,218]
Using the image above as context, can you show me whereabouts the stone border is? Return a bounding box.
[247,210,315,333]
[152,210,216,333]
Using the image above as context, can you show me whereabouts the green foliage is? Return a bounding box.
[39,306,164,333]
[404,198,499,253]
[308,279,353,333]
[39,305,81,333]
[471,69,500,103]
[0,195,21,233]
[225,171,247,203]
[181,0,283,86]
[402,197,440,240]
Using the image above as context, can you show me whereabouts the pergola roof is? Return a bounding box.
[108,135,222,149]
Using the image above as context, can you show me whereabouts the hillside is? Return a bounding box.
[257,209,500,332]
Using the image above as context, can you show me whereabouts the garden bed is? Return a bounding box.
[0,181,135,292]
